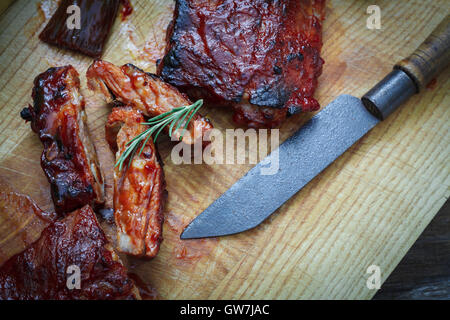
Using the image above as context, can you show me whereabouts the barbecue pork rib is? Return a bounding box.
[105,107,166,258]
[157,0,326,128]
[39,0,120,58]
[87,60,213,144]
[0,205,140,300]
[20,66,104,216]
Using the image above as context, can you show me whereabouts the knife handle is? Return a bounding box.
[362,15,450,120]
[395,15,450,91]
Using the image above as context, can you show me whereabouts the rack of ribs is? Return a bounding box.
[105,107,166,258]
[87,60,213,144]
[0,205,140,300]
[20,66,104,215]
[157,0,326,128]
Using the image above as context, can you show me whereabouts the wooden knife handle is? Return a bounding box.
[394,15,450,91]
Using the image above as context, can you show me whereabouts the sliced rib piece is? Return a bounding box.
[20,66,104,216]
[0,205,140,300]
[106,107,166,258]
[39,0,120,58]
[157,0,326,128]
[87,60,213,144]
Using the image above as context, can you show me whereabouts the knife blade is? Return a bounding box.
[181,16,450,240]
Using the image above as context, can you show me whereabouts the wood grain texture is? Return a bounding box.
[0,0,15,16]
[0,0,448,299]
[374,198,450,300]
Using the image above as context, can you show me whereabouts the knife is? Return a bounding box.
[181,16,450,240]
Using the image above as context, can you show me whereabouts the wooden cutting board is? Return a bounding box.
[0,0,448,300]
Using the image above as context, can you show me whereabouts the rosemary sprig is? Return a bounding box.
[115,99,204,171]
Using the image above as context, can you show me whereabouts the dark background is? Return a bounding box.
[373,198,450,299]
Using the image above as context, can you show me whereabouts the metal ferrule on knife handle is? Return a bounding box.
[362,15,450,120]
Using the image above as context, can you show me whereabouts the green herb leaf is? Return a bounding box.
[114,99,204,171]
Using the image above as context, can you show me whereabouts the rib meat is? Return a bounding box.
[39,0,120,58]
[20,66,104,215]
[105,107,166,258]
[0,205,140,300]
[87,60,213,144]
[157,0,326,127]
